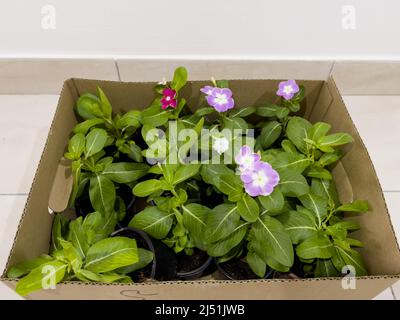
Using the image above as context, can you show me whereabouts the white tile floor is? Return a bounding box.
[0,94,399,299]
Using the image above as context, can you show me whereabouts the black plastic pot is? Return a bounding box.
[176,250,214,280]
[216,258,273,280]
[111,227,156,280]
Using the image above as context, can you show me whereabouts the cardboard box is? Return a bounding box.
[1,77,400,299]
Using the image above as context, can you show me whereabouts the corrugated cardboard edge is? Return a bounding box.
[1,76,399,300]
[327,75,400,253]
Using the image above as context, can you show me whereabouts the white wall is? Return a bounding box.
[0,0,399,58]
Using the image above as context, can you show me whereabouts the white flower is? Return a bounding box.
[158,77,167,85]
[212,137,230,155]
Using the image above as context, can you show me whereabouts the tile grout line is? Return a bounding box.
[0,193,28,196]
[114,60,121,81]
[390,286,397,300]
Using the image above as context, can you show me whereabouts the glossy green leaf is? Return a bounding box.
[278,209,317,244]
[336,200,369,213]
[237,195,259,222]
[207,222,248,257]
[286,116,312,154]
[171,66,188,91]
[173,164,201,185]
[132,179,163,197]
[229,107,256,118]
[73,118,105,135]
[314,259,340,277]
[258,121,282,149]
[89,175,116,213]
[68,133,85,158]
[116,110,141,130]
[251,215,294,267]
[76,93,103,120]
[296,234,333,260]
[97,87,112,119]
[129,206,173,239]
[85,128,108,158]
[84,237,138,273]
[205,204,240,243]
[258,188,284,215]
[246,250,266,278]
[102,162,149,184]
[308,122,331,141]
[15,261,67,296]
[279,170,309,197]
[299,193,328,227]
[7,255,53,279]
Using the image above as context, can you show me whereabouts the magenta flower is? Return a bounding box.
[161,88,177,110]
[240,161,280,197]
[200,86,235,112]
[235,145,261,172]
[276,79,299,100]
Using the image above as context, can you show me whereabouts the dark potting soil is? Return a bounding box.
[115,184,136,226]
[74,192,93,218]
[153,240,178,281]
[176,249,209,273]
[219,259,269,280]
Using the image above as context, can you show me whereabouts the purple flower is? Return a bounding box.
[161,88,177,110]
[276,79,299,100]
[240,161,280,197]
[200,86,235,112]
[235,145,261,172]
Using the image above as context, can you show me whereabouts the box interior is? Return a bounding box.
[2,77,400,299]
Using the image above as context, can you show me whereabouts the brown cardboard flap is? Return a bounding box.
[48,158,73,213]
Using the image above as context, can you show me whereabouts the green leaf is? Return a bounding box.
[272,152,311,173]
[258,121,282,149]
[307,165,332,180]
[84,237,138,273]
[207,222,248,257]
[251,215,294,267]
[333,246,367,276]
[7,255,53,279]
[216,79,229,88]
[51,214,68,252]
[73,118,105,135]
[281,140,298,154]
[332,220,360,231]
[85,128,108,158]
[310,178,340,206]
[318,150,343,167]
[205,204,240,243]
[317,133,353,152]
[140,104,169,127]
[279,170,309,197]
[200,164,234,186]
[299,193,328,227]
[182,204,210,249]
[308,122,331,142]
[171,66,188,91]
[116,248,154,274]
[82,211,114,245]
[59,239,83,273]
[258,188,284,215]
[229,107,256,118]
[129,206,173,239]
[337,200,369,213]
[222,116,248,131]
[76,93,103,120]
[246,250,266,278]
[296,234,333,259]
[256,103,280,117]
[278,209,317,244]
[77,269,132,284]
[89,175,116,213]
[102,162,149,184]
[237,195,259,222]
[132,179,163,197]
[194,107,215,117]
[97,87,112,119]
[286,116,312,154]
[314,259,340,277]
[68,133,85,158]
[67,217,89,258]
[15,261,67,296]
[172,164,201,185]
[216,174,243,202]
[116,110,141,130]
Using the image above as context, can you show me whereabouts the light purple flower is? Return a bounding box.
[235,145,261,172]
[200,86,235,112]
[276,79,299,100]
[240,161,280,197]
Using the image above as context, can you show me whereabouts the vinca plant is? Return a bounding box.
[8,66,370,296]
